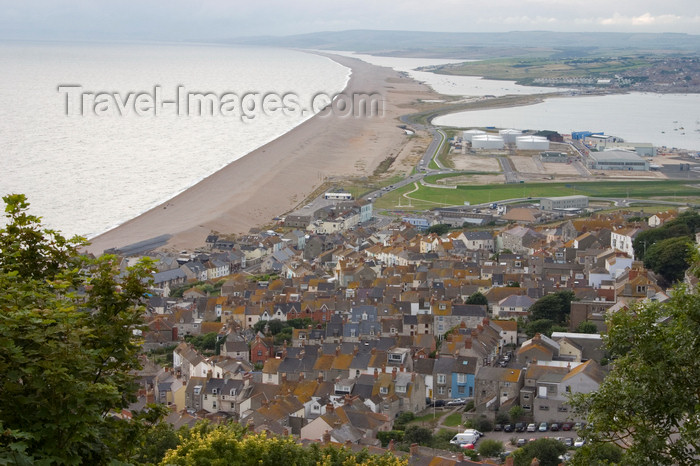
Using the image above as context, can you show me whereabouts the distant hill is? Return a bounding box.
[224,29,700,56]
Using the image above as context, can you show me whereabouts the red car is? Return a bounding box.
[561,422,573,431]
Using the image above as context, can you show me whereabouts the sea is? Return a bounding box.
[0,42,350,238]
[2,44,699,239]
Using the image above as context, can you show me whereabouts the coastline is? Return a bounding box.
[86,53,437,255]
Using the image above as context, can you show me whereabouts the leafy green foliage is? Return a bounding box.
[393,412,416,431]
[529,291,575,324]
[465,292,488,305]
[161,424,407,466]
[508,405,525,423]
[465,415,492,432]
[511,438,566,466]
[402,426,432,445]
[376,431,404,447]
[252,318,315,345]
[569,441,623,466]
[632,210,699,259]
[642,236,693,285]
[575,320,599,334]
[0,194,153,464]
[185,332,219,354]
[571,283,700,465]
[477,439,504,458]
[427,224,450,236]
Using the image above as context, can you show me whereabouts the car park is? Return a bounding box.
[550,423,560,431]
[503,423,514,433]
[561,422,572,431]
[538,422,549,432]
[527,423,537,432]
[515,422,526,432]
[493,424,503,432]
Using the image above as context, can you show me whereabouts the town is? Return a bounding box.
[121,186,698,462]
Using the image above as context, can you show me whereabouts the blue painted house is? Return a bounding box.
[451,356,478,399]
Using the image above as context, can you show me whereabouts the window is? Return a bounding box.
[380,386,388,395]
[523,405,531,410]
[523,394,530,400]
[539,405,549,411]
[458,386,465,395]
[438,387,445,395]
[457,374,466,383]
[257,350,263,356]
[437,374,446,384]
[396,385,406,394]
[565,385,571,393]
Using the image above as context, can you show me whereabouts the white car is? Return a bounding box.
[527,423,537,432]
[574,438,586,447]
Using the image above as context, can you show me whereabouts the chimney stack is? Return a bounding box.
[392,367,397,380]
[409,443,419,456]
[374,368,379,380]
[322,431,331,444]
[388,439,395,452]
[326,403,334,414]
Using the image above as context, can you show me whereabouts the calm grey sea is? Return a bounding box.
[0,42,349,237]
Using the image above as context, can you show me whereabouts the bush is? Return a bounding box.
[478,439,505,458]
[393,412,416,431]
[376,430,404,447]
[463,400,475,412]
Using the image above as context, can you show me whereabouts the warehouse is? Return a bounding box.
[587,150,649,171]
[540,195,589,211]
[471,134,505,149]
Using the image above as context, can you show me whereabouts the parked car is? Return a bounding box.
[515,422,526,432]
[446,398,466,406]
[550,423,560,432]
[564,438,574,447]
[561,422,573,431]
[503,424,514,433]
[527,423,537,432]
[538,422,549,432]
[574,438,586,448]
[493,424,503,432]
[516,439,527,447]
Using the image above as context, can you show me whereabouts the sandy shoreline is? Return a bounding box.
[86,53,436,255]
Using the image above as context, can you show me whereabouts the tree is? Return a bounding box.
[465,292,488,305]
[575,320,599,334]
[569,442,623,466]
[161,425,407,466]
[403,426,432,446]
[477,439,504,458]
[0,194,152,464]
[524,318,555,338]
[529,291,575,324]
[511,438,566,466]
[642,236,693,285]
[508,405,525,423]
[571,283,700,466]
[427,224,450,236]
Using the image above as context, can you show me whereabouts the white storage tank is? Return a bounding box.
[463,129,486,142]
[516,135,550,151]
[471,134,505,149]
[499,129,522,144]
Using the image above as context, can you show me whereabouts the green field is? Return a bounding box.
[432,54,650,84]
[374,179,700,211]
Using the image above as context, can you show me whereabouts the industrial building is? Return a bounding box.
[462,129,486,142]
[587,150,649,171]
[499,129,522,144]
[516,135,550,151]
[471,134,504,149]
[540,195,589,211]
[591,141,656,156]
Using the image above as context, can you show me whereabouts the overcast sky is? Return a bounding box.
[1,0,699,42]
